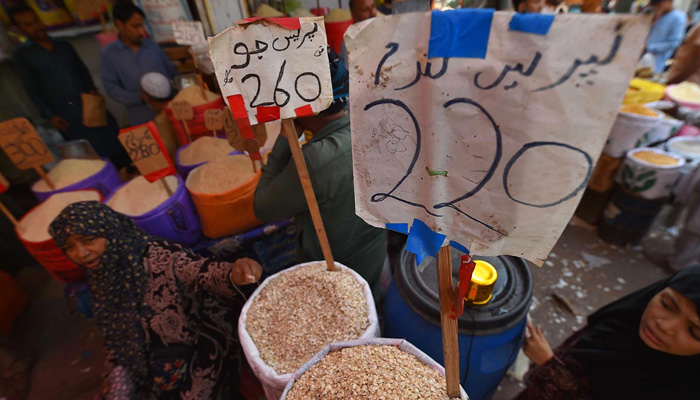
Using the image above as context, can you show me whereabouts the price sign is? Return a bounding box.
[209,17,333,125]
[204,109,224,131]
[118,122,175,182]
[0,171,8,195]
[171,101,194,120]
[172,21,206,46]
[0,118,55,170]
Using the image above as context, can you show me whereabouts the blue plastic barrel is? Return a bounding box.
[384,248,532,400]
[32,158,122,202]
[105,175,202,245]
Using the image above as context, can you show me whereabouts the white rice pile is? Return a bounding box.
[179,137,235,166]
[33,159,106,192]
[186,155,255,194]
[171,85,220,105]
[18,191,101,242]
[106,175,179,216]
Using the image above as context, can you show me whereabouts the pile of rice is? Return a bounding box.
[170,85,220,106]
[179,137,235,166]
[18,191,101,242]
[186,155,255,194]
[106,175,178,216]
[33,159,106,192]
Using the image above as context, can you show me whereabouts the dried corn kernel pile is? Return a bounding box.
[246,263,369,374]
[285,345,449,400]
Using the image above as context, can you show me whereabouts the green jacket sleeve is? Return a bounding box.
[254,135,310,222]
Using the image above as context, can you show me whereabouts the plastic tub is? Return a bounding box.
[665,84,700,110]
[617,148,685,200]
[105,175,202,245]
[17,189,103,283]
[602,108,664,158]
[384,247,532,400]
[175,143,241,179]
[667,136,700,162]
[598,185,667,246]
[31,158,122,202]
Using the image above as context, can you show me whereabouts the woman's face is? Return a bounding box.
[639,288,700,356]
[63,234,108,270]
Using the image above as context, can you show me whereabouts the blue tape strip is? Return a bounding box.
[386,223,409,235]
[405,219,446,266]
[449,240,470,254]
[508,13,555,35]
[428,9,494,59]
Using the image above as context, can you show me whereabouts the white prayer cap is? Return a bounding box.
[140,72,172,100]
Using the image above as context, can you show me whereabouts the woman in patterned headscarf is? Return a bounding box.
[49,201,261,400]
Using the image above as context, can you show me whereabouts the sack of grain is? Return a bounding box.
[239,261,380,400]
[255,3,284,17]
[602,105,663,158]
[17,190,102,283]
[176,137,239,178]
[31,158,122,202]
[165,86,225,146]
[186,155,261,238]
[106,175,202,245]
[280,338,468,400]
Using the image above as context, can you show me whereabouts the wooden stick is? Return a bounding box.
[160,178,173,197]
[282,119,336,271]
[251,158,257,172]
[437,246,461,398]
[98,13,107,33]
[0,200,18,226]
[34,167,54,190]
[181,121,192,144]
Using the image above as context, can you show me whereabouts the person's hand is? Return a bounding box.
[230,257,262,285]
[51,116,70,132]
[522,320,554,366]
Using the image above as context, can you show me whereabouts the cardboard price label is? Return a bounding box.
[171,101,194,120]
[119,122,175,182]
[82,93,107,128]
[0,118,55,170]
[172,21,206,46]
[204,109,224,131]
[223,109,267,152]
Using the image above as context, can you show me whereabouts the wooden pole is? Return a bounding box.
[437,246,461,398]
[282,119,336,271]
[160,178,173,197]
[0,201,18,226]
[181,121,192,144]
[34,167,54,190]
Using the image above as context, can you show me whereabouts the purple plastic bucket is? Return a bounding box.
[105,175,202,245]
[32,158,122,202]
[175,143,242,180]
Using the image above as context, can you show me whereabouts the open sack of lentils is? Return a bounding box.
[280,338,468,400]
[238,261,380,399]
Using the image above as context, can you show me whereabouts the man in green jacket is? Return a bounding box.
[254,49,387,292]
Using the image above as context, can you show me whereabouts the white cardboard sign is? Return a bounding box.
[173,21,206,46]
[208,17,333,125]
[346,12,649,265]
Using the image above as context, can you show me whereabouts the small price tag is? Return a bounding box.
[171,101,194,120]
[118,122,175,182]
[0,118,55,170]
[0,171,8,195]
[224,109,267,152]
[204,109,224,131]
[172,21,206,46]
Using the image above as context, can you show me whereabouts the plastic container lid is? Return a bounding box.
[395,247,532,335]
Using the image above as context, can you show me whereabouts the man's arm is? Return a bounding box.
[13,52,54,119]
[667,27,700,85]
[100,49,142,106]
[254,135,310,222]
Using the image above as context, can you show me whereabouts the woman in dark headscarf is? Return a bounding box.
[49,201,262,400]
[518,266,700,400]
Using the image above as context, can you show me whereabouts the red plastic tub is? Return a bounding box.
[16,189,103,283]
[165,98,226,146]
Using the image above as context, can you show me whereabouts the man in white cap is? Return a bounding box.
[139,72,178,159]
